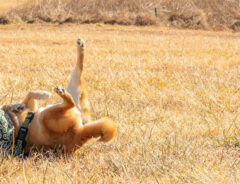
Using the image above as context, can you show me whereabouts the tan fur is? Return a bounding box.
[67,38,91,124]
[6,38,116,154]
[22,91,51,111]
[23,87,116,154]
[79,79,91,123]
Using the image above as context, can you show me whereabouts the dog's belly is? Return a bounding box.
[28,106,83,147]
[38,105,83,126]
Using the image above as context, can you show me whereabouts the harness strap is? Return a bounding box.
[14,111,34,157]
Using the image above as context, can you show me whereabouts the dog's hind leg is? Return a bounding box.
[79,81,91,123]
[67,38,91,123]
[67,38,85,107]
[22,91,51,111]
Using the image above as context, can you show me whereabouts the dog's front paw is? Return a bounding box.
[29,91,52,100]
[54,86,65,96]
[37,91,52,99]
[11,104,25,113]
[76,38,86,49]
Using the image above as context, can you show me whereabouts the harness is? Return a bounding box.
[0,110,34,157]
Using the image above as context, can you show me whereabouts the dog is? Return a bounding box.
[0,38,117,156]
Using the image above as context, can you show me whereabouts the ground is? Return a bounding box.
[0,22,239,183]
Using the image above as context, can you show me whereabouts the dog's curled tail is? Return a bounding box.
[79,117,117,144]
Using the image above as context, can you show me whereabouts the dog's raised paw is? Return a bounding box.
[11,104,25,113]
[38,91,52,99]
[54,86,65,96]
[76,38,86,49]
[30,91,52,99]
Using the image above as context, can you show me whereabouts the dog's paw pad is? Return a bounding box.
[76,38,86,49]
[12,104,25,113]
[54,86,65,95]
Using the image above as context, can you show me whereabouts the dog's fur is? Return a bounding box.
[1,38,116,154]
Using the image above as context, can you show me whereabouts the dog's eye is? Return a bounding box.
[13,110,19,113]
[17,107,24,110]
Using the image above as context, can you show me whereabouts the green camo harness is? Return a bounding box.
[0,110,34,157]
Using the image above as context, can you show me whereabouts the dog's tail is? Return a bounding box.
[77,117,117,144]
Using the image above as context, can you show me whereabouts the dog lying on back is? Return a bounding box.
[0,38,116,155]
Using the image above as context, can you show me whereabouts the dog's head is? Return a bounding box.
[1,104,28,127]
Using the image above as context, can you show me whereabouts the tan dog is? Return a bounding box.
[2,38,116,154]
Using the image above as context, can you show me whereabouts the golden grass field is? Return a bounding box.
[0,2,240,183]
[0,23,239,184]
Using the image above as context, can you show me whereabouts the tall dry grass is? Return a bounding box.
[0,0,28,13]
[0,24,239,183]
[1,0,240,31]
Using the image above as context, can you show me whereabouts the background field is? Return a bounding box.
[0,0,28,13]
[0,1,240,184]
[1,0,240,31]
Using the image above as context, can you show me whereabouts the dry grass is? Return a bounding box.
[1,0,240,31]
[0,23,239,183]
[0,0,28,13]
